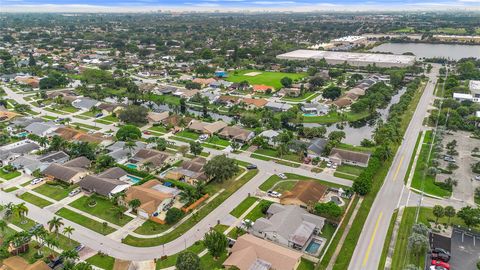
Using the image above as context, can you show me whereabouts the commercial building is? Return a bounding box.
[331,35,367,46]
[277,50,416,68]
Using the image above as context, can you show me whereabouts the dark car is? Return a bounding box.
[28,223,43,233]
[246,164,257,170]
[430,250,450,263]
[431,248,450,256]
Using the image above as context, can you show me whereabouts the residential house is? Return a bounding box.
[453,93,480,103]
[328,148,371,167]
[106,141,147,163]
[14,76,40,88]
[0,140,40,166]
[160,114,192,128]
[223,234,303,270]
[147,111,170,124]
[165,157,208,184]
[78,167,131,197]
[302,103,329,116]
[1,256,50,270]
[10,117,43,129]
[54,127,113,146]
[192,78,216,87]
[0,111,19,122]
[259,130,279,146]
[251,203,325,250]
[240,98,268,110]
[332,97,353,108]
[71,97,101,110]
[42,157,91,184]
[252,84,274,93]
[11,151,69,175]
[209,80,232,89]
[265,101,292,112]
[125,179,180,219]
[130,149,175,171]
[24,121,59,137]
[187,120,228,135]
[216,95,240,107]
[173,89,199,99]
[97,103,125,115]
[279,87,301,97]
[218,126,255,143]
[469,80,480,97]
[280,181,327,208]
[307,138,328,158]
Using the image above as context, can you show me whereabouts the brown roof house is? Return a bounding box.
[130,149,176,172]
[165,157,209,185]
[218,126,255,143]
[240,98,268,110]
[187,120,228,135]
[125,179,181,219]
[280,181,327,209]
[42,157,91,184]
[223,234,303,270]
[328,148,371,167]
[1,256,50,270]
[78,167,131,197]
[147,111,170,124]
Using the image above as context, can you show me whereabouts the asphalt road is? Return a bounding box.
[348,66,440,270]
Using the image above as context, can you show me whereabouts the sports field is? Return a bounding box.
[226,69,306,90]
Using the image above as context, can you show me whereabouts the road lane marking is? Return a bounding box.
[393,155,404,182]
[362,212,383,267]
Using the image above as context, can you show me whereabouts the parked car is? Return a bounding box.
[143,131,151,135]
[199,134,209,141]
[473,175,480,181]
[241,219,254,227]
[429,266,448,270]
[267,190,282,198]
[74,244,85,252]
[95,113,103,118]
[431,248,450,262]
[30,178,43,185]
[431,260,450,270]
[246,164,257,170]
[277,173,287,179]
[332,164,338,169]
[431,248,450,256]
[443,156,456,163]
[29,223,43,233]
[68,188,81,197]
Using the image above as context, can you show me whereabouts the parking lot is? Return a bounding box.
[440,131,480,204]
[450,227,480,270]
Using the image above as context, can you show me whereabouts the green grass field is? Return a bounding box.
[86,253,115,270]
[33,183,77,201]
[226,69,306,90]
[0,168,21,180]
[392,27,416,33]
[229,197,258,218]
[69,195,133,226]
[56,208,116,235]
[303,111,371,124]
[434,27,467,34]
[258,173,346,192]
[18,192,53,208]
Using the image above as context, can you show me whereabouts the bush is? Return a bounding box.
[165,208,184,224]
[115,125,141,141]
[314,201,343,220]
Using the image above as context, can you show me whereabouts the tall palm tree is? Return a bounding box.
[61,249,80,264]
[44,236,59,255]
[38,136,48,148]
[47,217,64,238]
[3,202,15,219]
[63,226,75,247]
[111,207,124,221]
[123,140,136,155]
[128,199,141,213]
[15,203,29,224]
[32,227,48,256]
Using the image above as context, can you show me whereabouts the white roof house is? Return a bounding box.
[469,80,480,97]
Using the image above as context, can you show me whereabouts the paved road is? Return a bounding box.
[1,84,352,260]
[348,66,441,270]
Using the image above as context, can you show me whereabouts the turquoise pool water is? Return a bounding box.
[16,132,28,137]
[305,240,321,254]
[127,175,142,184]
[126,163,138,169]
[303,113,317,117]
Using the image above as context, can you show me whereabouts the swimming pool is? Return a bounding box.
[305,240,321,255]
[127,175,142,184]
[303,113,317,117]
[16,132,28,137]
[126,163,138,169]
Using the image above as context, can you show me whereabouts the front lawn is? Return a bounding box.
[176,130,200,140]
[336,164,364,176]
[56,208,116,235]
[0,168,21,180]
[71,122,101,131]
[149,125,168,133]
[155,241,206,269]
[101,115,119,122]
[18,192,53,208]
[33,182,77,201]
[86,253,115,270]
[229,197,257,218]
[258,173,346,192]
[69,195,133,226]
[226,69,306,90]
[205,136,230,147]
[133,219,170,235]
[254,148,301,163]
[244,200,269,221]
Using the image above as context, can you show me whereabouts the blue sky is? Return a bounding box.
[2,0,479,12]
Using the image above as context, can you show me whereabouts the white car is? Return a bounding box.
[473,175,480,181]
[267,190,282,198]
[241,219,254,227]
[199,134,209,141]
[278,173,287,179]
[68,188,81,197]
[30,178,43,185]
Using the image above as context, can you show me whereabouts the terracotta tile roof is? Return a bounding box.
[125,180,174,215]
[252,84,274,92]
[241,98,268,108]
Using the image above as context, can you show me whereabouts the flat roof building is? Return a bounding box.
[277,50,416,68]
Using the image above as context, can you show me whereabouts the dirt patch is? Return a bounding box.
[244,72,262,77]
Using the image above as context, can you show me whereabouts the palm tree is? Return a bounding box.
[3,202,15,220]
[0,220,6,237]
[123,140,136,155]
[47,217,64,238]
[111,207,124,220]
[61,249,80,264]
[73,262,93,270]
[44,236,59,255]
[128,199,141,213]
[15,203,29,224]
[32,227,48,256]
[63,226,75,247]
[38,136,48,148]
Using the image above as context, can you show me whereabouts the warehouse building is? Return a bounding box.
[277,50,416,68]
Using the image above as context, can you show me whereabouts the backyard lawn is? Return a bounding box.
[0,168,21,180]
[226,69,307,90]
[56,208,116,235]
[33,182,77,201]
[18,192,53,208]
[69,195,133,226]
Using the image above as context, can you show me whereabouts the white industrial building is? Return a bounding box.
[277,50,416,68]
[332,36,367,45]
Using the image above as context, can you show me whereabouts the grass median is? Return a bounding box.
[56,208,116,235]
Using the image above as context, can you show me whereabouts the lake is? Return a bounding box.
[369,43,480,60]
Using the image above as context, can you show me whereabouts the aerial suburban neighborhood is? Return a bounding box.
[0,8,479,270]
